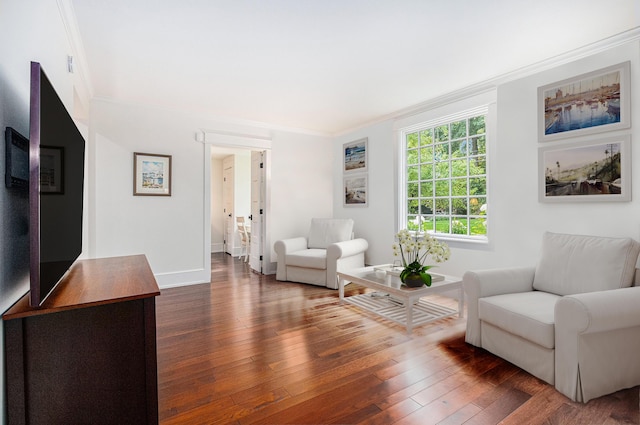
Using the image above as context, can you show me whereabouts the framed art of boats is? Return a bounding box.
[538,62,630,143]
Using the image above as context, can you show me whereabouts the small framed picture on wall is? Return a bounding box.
[344,173,367,207]
[343,138,368,173]
[133,152,172,196]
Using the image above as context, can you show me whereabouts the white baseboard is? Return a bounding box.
[155,258,275,289]
[155,268,210,289]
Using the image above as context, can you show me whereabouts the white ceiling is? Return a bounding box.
[70,0,638,135]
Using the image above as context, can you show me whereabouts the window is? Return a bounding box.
[401,109,488,240]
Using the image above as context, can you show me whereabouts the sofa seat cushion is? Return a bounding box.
[286,249,327,270]
[479,291,561,349]
[533,232,640,296]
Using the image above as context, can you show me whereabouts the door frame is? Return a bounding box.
[201,131,272,277]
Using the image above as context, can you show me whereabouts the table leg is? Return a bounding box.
[458,286,465,318]
[406,300,413,335]
[338,276,345,304]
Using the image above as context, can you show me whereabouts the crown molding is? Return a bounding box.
[334,27,640,137]
[91,95,333,139]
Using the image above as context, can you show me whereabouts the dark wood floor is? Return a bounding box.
[156,253,639,425]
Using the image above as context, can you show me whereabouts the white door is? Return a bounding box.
[222,160,234,255]
[249,151,265,272]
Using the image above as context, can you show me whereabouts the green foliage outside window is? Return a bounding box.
[404,113,487,238]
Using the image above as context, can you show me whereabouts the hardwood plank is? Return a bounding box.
[500,385,572,425]
[389,375,494,425]
[437,403,483,425]
[257,374,385,424]
[463,387,531,425]
[156,253,640,425]
[357,398,423,425]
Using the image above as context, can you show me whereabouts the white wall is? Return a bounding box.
[90,99,334,284]
[334,120,397,265]
[334,37,640,278]
[268,130,334,265]
[89,100,208,286]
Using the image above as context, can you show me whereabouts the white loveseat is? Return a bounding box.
[463,232,640,402]
[274,218,368,289]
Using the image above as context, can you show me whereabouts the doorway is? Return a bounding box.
[205,132,271,276]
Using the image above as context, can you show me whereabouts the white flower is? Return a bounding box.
[393,229,450,269]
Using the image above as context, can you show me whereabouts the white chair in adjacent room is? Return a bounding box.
[236,216,250,262]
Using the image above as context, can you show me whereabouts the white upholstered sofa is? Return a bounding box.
[463,232,640,403]
[274,218,368,289]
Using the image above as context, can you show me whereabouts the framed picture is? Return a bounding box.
[134,152,172,196]
[344,173,367,207]
[343,137,368,173]
[538,61,630,142]
[40,146,64,194]
[539,135,630,203]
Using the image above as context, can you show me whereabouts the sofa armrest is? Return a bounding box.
[326,238,369,260]
[556,287,640,335]
[555,287,640,402]
[463,266,535,347]
[463,267,536,299]
[274,237,308,256]
[274,237,308,281]
[325,238,368,289]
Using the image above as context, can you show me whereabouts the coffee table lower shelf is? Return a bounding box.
[338,266,463,335]
[344,292,458,332]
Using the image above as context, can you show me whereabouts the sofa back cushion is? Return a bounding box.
[308,218,354,249]
[533,232,640,296]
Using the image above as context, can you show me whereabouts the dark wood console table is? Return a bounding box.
[3,255,160,425]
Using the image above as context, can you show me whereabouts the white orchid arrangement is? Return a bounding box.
[392,229,451,285]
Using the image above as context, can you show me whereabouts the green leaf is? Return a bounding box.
[419,272,432,286]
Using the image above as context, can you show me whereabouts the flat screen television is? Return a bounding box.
[29,61,85,307]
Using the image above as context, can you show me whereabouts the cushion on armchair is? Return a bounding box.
[285,249,327,269]
[307,218,354,249]
[479,291,558,349]
[533,232,640,296]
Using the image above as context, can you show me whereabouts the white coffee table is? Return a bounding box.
[337,265,463,335]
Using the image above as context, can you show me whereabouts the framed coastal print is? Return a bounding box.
[133,152,172,196]
[538,61,630,142]
[343,138,368,173]
[344,173,367,207]
[539,135,630,202]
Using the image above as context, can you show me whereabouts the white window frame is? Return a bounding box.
[398,105,490,243]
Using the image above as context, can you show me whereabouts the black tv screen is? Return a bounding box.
[29,62,85,307]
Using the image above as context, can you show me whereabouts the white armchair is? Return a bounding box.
[463,232,640,403]
[274,218,368,289]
